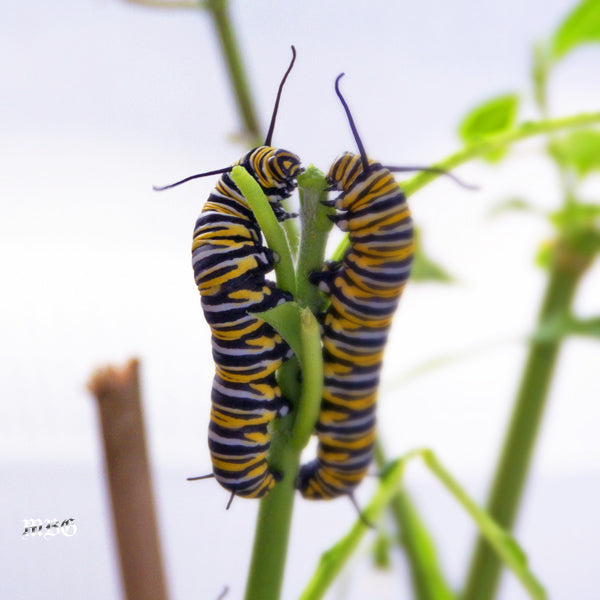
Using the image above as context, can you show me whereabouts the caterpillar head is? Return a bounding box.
[240,146,303,201]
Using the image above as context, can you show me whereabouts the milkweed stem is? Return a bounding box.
[462,238,595,600]
[332,111,600,260]
[242,174,330,600]
[205,0,262,146]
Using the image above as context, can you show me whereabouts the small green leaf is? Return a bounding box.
[411,229,455,283]
[531,314,571,343]
[548,130,600,177]
[458,94,520,162]
[299,458,408,600]
[421,449,547,600]
[488,198,543,218]
[535,240,555,270]
[372,532,393,570]
[533,314,600,342]
[551,0,600,61]
[255,302,304,358]
[573,316,600,339]
[550,201,600,230]
[531,41,551,113]
[549,202,600,259]
[391,489,457,599]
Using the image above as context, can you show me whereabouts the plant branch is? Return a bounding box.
[295,167,332,313]
[332,111,600,260]
[299,458,409,600]
[462,238,594,600]
[374,442,456,600]
[205,0,262,146]
[230,165,296,295]
[300,448,546,600]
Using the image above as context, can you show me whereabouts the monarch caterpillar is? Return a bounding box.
[296,74,416,500]
[155,47,302,504]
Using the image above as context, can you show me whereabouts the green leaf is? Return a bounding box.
[255,302,304,358]
[548,130,600,177]
[420,450,547,600]
[533,314,600,342]
[488,198,543,218]
[372,532,393,570]
[535,240,555,270]
[531,41,551,113]
[551,0,600,61]
[411,229,455,283]
[300,449,546,600]
[550,202,600,259]
[573,316,600,339]
[391,490,457,600]
[458,94,520,162]
[551,201,600,230]
[299,458,409,600]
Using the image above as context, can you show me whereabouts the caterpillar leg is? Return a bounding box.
[271,204,298,222]
[309,260,343,293]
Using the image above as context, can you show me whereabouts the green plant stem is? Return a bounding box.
[463,240,592,600]
[206,0,262,146]
[299,458,409,600]
[300,447,545,600]
[403,112,600,196]
[295,167,332,313]
[290,309,323,450]
[332,111,600,260]
[243,174,332,600]
[230,166,296,294]
[374,442,456,600]
[244,417,300,600]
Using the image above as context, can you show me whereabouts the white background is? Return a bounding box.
[1,1,599,599]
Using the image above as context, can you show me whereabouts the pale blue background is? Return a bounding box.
[1,1,599,598]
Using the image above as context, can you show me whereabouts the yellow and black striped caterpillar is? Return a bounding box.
[296,74,415,500]
[156,48,301,504]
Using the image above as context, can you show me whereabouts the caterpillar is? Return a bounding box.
[296,74,415,500]
[155,47,301,505]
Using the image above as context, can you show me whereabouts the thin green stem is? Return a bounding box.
[421,450,545,600]
[299,458,409,600]
[205,0,262,146]
[374,442,456,600]
[462,240,593,600]
[403,112,600,196]
[290,308,323,451]
[332,111,600,260]
[300,447,546,600]
[244,415,300,600]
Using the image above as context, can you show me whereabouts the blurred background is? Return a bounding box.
[1,0,599,598]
